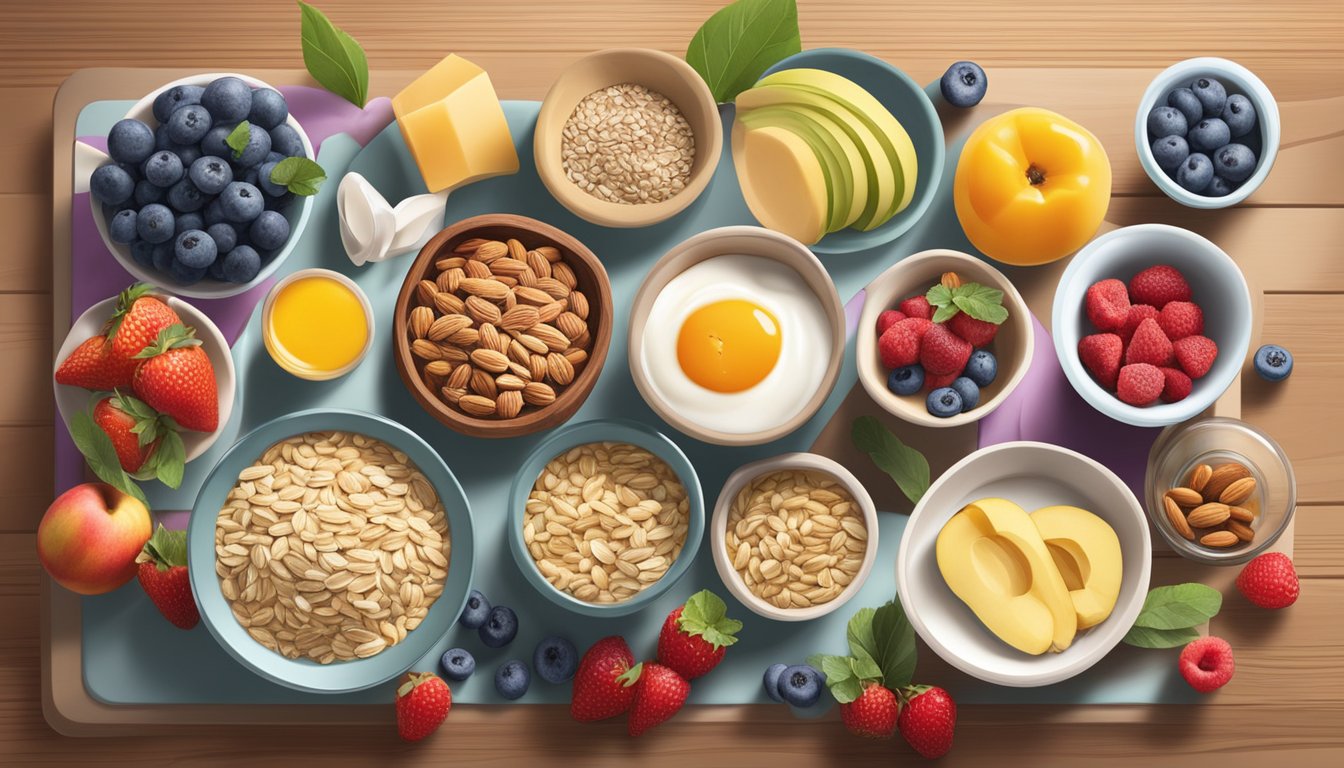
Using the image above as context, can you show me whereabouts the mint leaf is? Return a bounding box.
[925,283,954,308]
[68,410,148,508]
[1133,583,1222,630]
[686,0,802,102]
[871,600,917,689]
[1122,624,1200,649]
[851,416,931,505]
[225,121,251,160]
[678,589,742,649]
[142,524,188,570]
[931,304,960,324]
[298,0,369,107]
[269,156,327,196]
[950,283,1008,325]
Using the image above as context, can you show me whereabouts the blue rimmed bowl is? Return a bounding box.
[188,408,475,694]
[507,418,704,617]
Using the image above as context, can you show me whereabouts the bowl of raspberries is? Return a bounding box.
[1052,224,1252,427]
[858,249,1034,428]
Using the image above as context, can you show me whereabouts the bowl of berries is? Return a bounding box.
[86,73,317,298]
[857,249,1033,428]
[1051,224,1252,428]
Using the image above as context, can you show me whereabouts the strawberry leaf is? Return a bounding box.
[135,323,200,358]
[677,589,742,649]
[141,524,188,570]
[68,410,148,507]
[808,653,865,703]
[152,430,186,490]
[871,599,917,689]
[616,661,644,688]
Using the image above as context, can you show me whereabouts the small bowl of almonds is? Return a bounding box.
[1145,416,1295,565]
[393,214,613,438]
[711,452,878,622]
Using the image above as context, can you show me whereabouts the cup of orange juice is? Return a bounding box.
[262,268,374,380]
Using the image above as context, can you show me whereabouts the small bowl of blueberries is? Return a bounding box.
[1136,57,1279,209]
[87,73,317,298]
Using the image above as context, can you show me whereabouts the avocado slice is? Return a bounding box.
[738,108,852,233]
[729,121,829,245]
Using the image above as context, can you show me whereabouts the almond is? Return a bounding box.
[552,261,578,289]
[409,306,434,339]
[1218,477,1257,506]
[496,389,524,419]
[1187,502,1231,528]
[1199,530,1239,548]
[517,266,540,288]
[410,339,443,361]
[447,363,472,390]
[536,277,571,300]
[514,286,554,306]
[1165,487,1204,508]
[489,257,529,278]
[526,250,552,279]
[452,237,490,255]
[508,361,533,382]
[1202,462,1250,502]
[427,314,472,343]
[1228,505,1255,524]
[506,238,527,262]
[537,300,566,323]
[522,381,556,406]
[1164,496,1195,540]
[563,347,589,368]
[433,292,465,316]
[570,291,590,320]
[527,354,549,382]
[458,394,496,417]
[530,323,571,352]
[463,259,493,280]
[439,345,469,366]
[470,367,498,399]
[478,323,506,354]
[422,360,453,378]
[556,312,587,340]
[416,279,438,305]
[495,373,527,391]
[471,240,508,263]
[1225,519,1256,542]
[507,338,531,365]
[460,277,510,301]
[446,327,480,347]
[1185,463,1213,493]
[434,256,466,271]
[465,295,502,325]
[439,386,466,405]
[500,305,540,333]
[515,332,549,355]
[940,271,962,289]
[470,348,510,374]
[547,352,575,385]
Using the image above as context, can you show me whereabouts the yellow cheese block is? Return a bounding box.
[392,54,519,193]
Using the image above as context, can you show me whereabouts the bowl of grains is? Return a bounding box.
[711,452,878,622]
[507,418,703,617]
[533,48,723,228]
[188,408,475,693]
[393,213,613,438]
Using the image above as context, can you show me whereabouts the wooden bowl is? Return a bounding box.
[393,214,613,439]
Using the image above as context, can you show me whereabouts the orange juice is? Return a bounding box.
[265,272,370,379]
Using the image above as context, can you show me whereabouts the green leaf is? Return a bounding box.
[677,589,742,649]
[134,323,199,359]
[851,416,931,505]
[1133,583,1223,630]
[152,430,186,490]
[298,0,369,107]
[810,654,856,686]
[845,606,878,662]
[68,410,148,508]
[925,283,954,309]
[931,303,960,324]
[850,653,882,682]
[616,661,643,687]
[225,121,252,160]
[828,676,863,704]
[143,524,188,570]
[685,0,802,103]
[870,600,918,689]
[269,156,327,196]
[950,283,1009,325]
[1122,624,1200,649]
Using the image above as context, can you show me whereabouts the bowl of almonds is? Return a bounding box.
[393,214,613,438]
[1145,416,1296,565]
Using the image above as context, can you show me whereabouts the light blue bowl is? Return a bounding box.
[188,408,475,693]
[507,418,703,617]
[1051,224,1252,428]
[760,48,945,255]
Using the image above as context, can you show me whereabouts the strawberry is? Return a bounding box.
[878,317,933,369]
[919,323,972,375]
[657,590,741,680]
[1117,363,1164,406]
[571,636,638,721]
[1129,265,1191,309]
[1157,300,1204,341]
[132,324,218,432]
[923,369,959,392]
[396,671,452,740]
[1078,333,1123,390]
[1235,552,1299,609]
[55,336,138,390]
[1119,304,1159,345]
[1159,366,1193,403]
[876,309,906,336]
[840,682,899,739]
[1124,318,1174,367]
[135,525,200,629]
[1179,636,1234,693]
[93,395,158,473]
[1084,278,1130,331]
[106,283,181,365]
[899,295,932,320]
[627,662,689,737]
[1173,335,1218,379]
[946,311,1000,348]
[897,685,956,759]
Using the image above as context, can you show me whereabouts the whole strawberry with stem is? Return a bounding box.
[395,671,452,741]
[571,636,638,722]
[657,589,742,680]
[898,685,956,759]
[132,323,218,433]
[627,662,689,737]
[840,682,900,739]
[88,392,186,487]
[135,524,200,629]
[105,283,181,366]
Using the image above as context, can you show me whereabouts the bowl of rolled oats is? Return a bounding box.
[711,452,879,622]
[507,418,703,617]
[188,408,475,693]
[533,48,723,228]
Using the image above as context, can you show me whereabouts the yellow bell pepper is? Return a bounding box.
[954,108,1112,267]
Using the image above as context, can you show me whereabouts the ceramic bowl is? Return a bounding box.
[627,226,845,446]
[262,268,375,381]
[89,72,315,298]
[506,418,704,617]
[856,249,1033,428]
[534,48,722,228]
[188,408,475,694]
[392,214,613,439]
[53,291,236,462]
[1135,57,1280,209]
[711,452,877,621]
[759,48,945,254]
[1051,224,1252,428]
[896,441,1152,687]
[1145,417,1295,565]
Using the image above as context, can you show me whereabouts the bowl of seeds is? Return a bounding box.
[507,418,704,617]
[393,213,613,439]
[711,452,878,622]
[533,47,723,228]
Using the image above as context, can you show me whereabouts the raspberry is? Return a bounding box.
[1084,278,1130,331]
[876,309,906,336]
[920,323,972,375]
[1157,301,1204,340]
[946,311,999,347]
[1129,265,1191,309]
[1119,304,1159,344]
[899,295,932,320]
[1235,552,1300,610]
[1124,318,1174,367]
[1179,636,1235,693]
[878,317,933,369]
[1173,335,1218,379]
[1160,366,1193,402]
[923,369,959,392]
[1116,363,1164,405]
[1078,333,1123,390]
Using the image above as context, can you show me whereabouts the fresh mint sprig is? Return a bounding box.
[269,157,327,196]
[927,281,1009,325]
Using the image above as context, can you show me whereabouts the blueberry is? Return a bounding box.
[107,118,156,164]
[1175,153,1214,194]
[1213,143,1257,183]
[203,198,226,226]
[167,179,207,213]
[1151,135,1190,173]
[205,222,238,254]
[494,660,530,700]
[232,123,273,168]
[101,201,132,222]
[762,663,787,703]
[1188,118,1231,154]
[777,664,822,708]
[1205,175,1236,197]
[1146,106,1187,139]
[169,258,207,285]
[117,161,143,183]
[532,635,578,684]
[1253,344,1293,381]
[265,191,295,212]
[136,203,175,244]
[1191,77,1227,117]
[135,179,165,208]
[142,150,184,188]
[265,151,285,166]
[174,212,205,236]
[887,364,924,396]
[965,350,998,387]
[176,144,202,168]
[201,125,235,159]
[479,605,518,648]
[165,104,212,146]
[256,161,288,197]
[939,61,987,108]
[154,124,175,152]
[218,181,265,222]
[440,647,476,682]
[151,241,176,272]
[201,76,253,123]
[130,240,156,269]
[173,229,217,269]
[89,164,135,205]
[220,245,261,283]
[189,156,234,195]
[458,589,490,628]
[1166,87,1203,126]
[269,123,305,158]
[152,84,205,123]
[926,387,963,418]
[1221,94,1256,138]
[108,208,140,244]
[951,377,980,411]
[208,257,228,281]
[248,88,289,130]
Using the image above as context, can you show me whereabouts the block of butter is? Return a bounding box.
[392,54,520,193]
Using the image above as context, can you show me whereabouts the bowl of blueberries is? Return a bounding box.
[1136,57,1279,208]
[87,73,317,298]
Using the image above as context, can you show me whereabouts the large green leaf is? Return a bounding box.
[297,1,369,107]
[685,0,802,103]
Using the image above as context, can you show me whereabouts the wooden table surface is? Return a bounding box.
[5,0,1343,764]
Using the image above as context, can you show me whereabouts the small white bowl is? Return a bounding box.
[711,453,878,622]
[53,292,237,462]
[261,268,374,381]
[896,442,1151,687]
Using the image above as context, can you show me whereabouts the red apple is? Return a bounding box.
[37,483,151,595]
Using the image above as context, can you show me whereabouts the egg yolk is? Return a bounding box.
[676,299,782,393]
